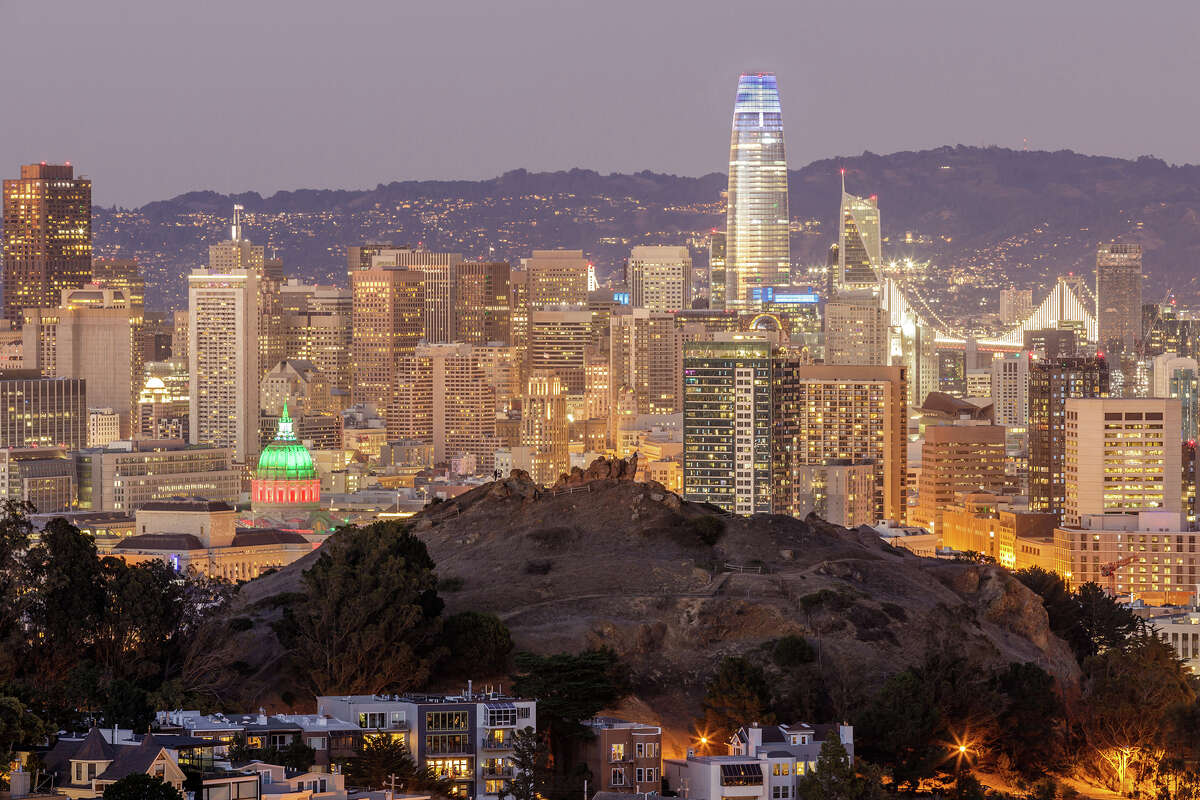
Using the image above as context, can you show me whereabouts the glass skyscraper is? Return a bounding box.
[837,175,883,293]
[725,73,789,311]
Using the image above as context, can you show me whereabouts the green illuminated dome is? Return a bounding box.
[256,402,318,480]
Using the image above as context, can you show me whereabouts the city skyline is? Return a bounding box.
[6,1,1200,206]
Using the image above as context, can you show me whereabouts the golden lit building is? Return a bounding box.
[2,163,92,323]
[529,308,591,395]
[912,425,1007,535]
[350,266,424,408]
[609,309,682,445]
[522,374,569,486]
[526,249,589,310]
[453,261,511,344]
[628,245,692,313]
[940,493,1058,569]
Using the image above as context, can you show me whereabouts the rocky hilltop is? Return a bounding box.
[232,458,1076,751]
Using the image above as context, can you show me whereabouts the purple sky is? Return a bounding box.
[4,0,1199,207]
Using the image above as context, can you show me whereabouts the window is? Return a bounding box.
[611,769,626,786]
[610,743,625,761]
[517,707,531,719]
[359,712,386,729]
[637,768,645,783]
[307,737,326,750]
[636,742,644,758]
[647,768,657,783]
[487,708,517,727]
[426,734,470,754]
[427,711,468,731]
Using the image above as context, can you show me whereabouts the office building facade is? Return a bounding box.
[1028,357,1110,515]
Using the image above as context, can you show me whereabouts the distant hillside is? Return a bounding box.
[94,146,1200,313]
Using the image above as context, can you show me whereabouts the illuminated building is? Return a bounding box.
[628,245,692,313]
[0,447,76,513]
[453,261,511,344]
[990,354,1029,428]
[911,425,1007,535]
[748,286,821,344]
[136,360,190,441]
[2,163,91,323]
[836,181,882,294]
[349,265,424,407]
[260,359,332,416]
[528,308,591,395]
[251,403,321,514]
[282,284,353,398]
[522,373,569,486]
[725,73,789,309]
[88,408,121,448]
[209,206,285,378]
[188,269,260,463]
[91,258,145,313]
[940,493,1057,569]
[1064,397,1181,526]
[1152,353,1199,442]
[75,439,240,512]
[0,370,85,449]
[683,336,773,515]
[389,343,498,471]
[609,309,682,442]
[369,248,462,342]
[772,363,908,523]
[824,300,888,365]
[1029,357,1109,515]
[1096,243,1143,355]
[707,232,726,310]
[526,249,589,310]
[784,462,875,528]
[999,288,1033,325]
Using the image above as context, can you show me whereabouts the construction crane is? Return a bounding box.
[1100,555,1137,597]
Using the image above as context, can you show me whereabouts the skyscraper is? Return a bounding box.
[526,250,589,310]
[350,265,424,408]
[1096,243,1143,355]
[2,163,92,323]
[1029,356,1110,515]
[370,248,462,343]
[836,179,882,294]
[707,232,726,310]
[627,246,692,313]
[452,261,512,345]
[725,73,789,310]
[609,309,683,441]
[522,374,569,486]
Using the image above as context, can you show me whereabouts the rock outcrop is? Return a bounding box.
[551,454,639,488]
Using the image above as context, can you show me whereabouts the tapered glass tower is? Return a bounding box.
[837,174,884,293]
[725,73,789,310]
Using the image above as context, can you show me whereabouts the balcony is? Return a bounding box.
[481,736,514,751]
[482,767,515,779]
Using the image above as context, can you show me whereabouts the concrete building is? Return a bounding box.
[940,493,1058,569]
[1153,352,1200,442]
[1029,356,1110,515]
[1064,397,1182,526]
[1000,287,1033,325]
[525,249,589,310]
[88,408,121,448]
[912,425,1007,535]
[350,264,424,408]
[628,245,692,313]
[0,446,77,513]
[1096,242,1143,355]
[965,369,991,398]
[136,361,190,441]
[522,373,569,486]
[453,260,512,345]
[260,358,332,416]
[609,309,682,441]
[708,232,726,310]
[990,353,1030,428]
[529,308,591,395]
[579,718,662,794]
[188,269,260,463]
[75,439,240,512]
[2,163,92,323]
[282,282,353,396]
[0,370,86,449]
[823,299,888,365]
[369,248,462,343]
[785,462,875,528]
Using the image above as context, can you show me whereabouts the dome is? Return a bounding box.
[255,402,317,481]
[145,376,165,390]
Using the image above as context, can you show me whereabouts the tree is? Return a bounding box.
[1076,582,1143,657]
[507,726,547,800]
[989,662,1064,777]
[0,697,48,768]
[95,558,187,683]
[275,520,444,695]
[511,649,627,747]
[99,679,153,731]
[102,773,183,800]
[441,612,513,678]
[795,737,884,800]
[1015,567,1087,658]
[345,735,451,794]
[700,657,774,746]
[0,501,34,681]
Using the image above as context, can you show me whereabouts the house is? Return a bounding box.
[154,711,361,769]
[232,761,348,799]
[43,729,186,799]
[578,718,662,794]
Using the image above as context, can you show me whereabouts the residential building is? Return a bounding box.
[1000,287,1033,325]
[2,163,92,323]
[628,245,692,312]
[189,269,261,463]
[282,282,353,395]
[784,461,875,528]
[369,248,462,343]
[1029,357,1109,515]
[350,265,424,407]
[874,521,939,558]
[609,309,683,440]
[154,710,361,771]
[579,718,662,795]
[43,729,185,800]
[823,299,888,365]
[88,407,121,448]
[529,308,590,395]
[912,425,1007,535]
[1064,397,1181,526]
[725,73,790,309]
[990,353,1029,428]
[74,439,240,512]
[522,374,569,486]
[0,370,86,449]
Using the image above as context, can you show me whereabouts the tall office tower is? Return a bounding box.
[1153,353,1200,442]
[281,283,353,397]
[912,426,1008,535]
[628,245,692,313]
[609,310,683,440]
[209,207,284,378]
[824,300,889,364]
[990,353,1030,428]
[0,371,85,449]
[528,308,591,395]
[475,344,522,413]
[2,164,92,323]
[725,73,789,310]
[510,268,529,339]
[583,344,611,423]
[683,336,773,515]
[172,310,189,363]
[1029,357,1110,515]
[708,232,727,310]
[188,269,260,463]
[347,243,395,272]
[453,261,511,344]
[522,373,569,486]
[824,243,839,299]
[350,266,424,408]
[1064,397,1182,526]
[23,285,135,435]
[1000,287,1033,325]
[836,179,882,294]
[92,257,147,402]
[260,360,332,416]
[526,250,589,310]
[370,248,462,343]
[1096,243,1143,355]
[771,363,908,523]
[389,343,498,471]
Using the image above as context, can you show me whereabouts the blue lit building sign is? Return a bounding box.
[751,287,819,304]
[614,292,631,305]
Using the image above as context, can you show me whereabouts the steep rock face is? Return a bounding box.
[229,477,1078,743]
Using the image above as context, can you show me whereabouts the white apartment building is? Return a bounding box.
[990,353,1029,428]
[628,245,692,313]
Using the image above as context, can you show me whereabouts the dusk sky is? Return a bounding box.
[4,0,1200,207]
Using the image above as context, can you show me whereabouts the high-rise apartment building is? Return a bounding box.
[1029,357,1110,515]
[708,233,726,310]
[1096,243,1143,355]
[609,309,682,440]
[725,73,789,309]
[0,371,86,449]
[1000,287,1033,325]
[389,343,499,470]
[2,163,92,323]
[137,361,190,441]
[683,336,774,515]
[628,246,692,313]
[990,354,1030,428]
[1064,398,1181,526]
[528,309,591,395]
[912,425,1008,535]
[836,181,882,294]
[370,248,462,343]
[526,250,589,310]
[350,266,424,408]
[188,269,260,463]
[452,261,511,344]
[522,374,569,486]
[824,300,888,365]
[772,363,908,523]
[281,282,353,397]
